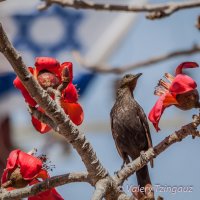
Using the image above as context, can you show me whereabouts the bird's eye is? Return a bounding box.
[125,74,130,78]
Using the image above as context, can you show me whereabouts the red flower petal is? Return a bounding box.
[36,169,49,180]
[170,74,197,95]
[4,187,15,191]
[35,57,60,77]
[1,150,21,184]
[175,62,198,75]
[17,151,43,180]
[6,149,20,169]
[13,76,37,107]
[148,93,178,131]
[28,188,64,200]
[28,180,64,200]
[1,169,10,184]
[62,83,78,103]
[31,115,52,134]
[60,62,73,82]
[61,101,84,125]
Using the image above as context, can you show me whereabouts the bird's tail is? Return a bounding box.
[136,165,151,188]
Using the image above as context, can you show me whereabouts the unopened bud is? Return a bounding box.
[176,89,199,110]
[62,68,70,83]
[37,71,60,89]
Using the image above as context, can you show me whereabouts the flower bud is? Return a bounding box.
[37,71,60,89]
[175,89,199,110]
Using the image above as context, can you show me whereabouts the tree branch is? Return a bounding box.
[0,172,89,199]
[91,179,110,200]
[28,106,59,132]
[114,114,200,186]
[0,22,107,185]
[38,0,200,20]
[196,15,200,30]
[55,67,70,105]
[73,44,200,74]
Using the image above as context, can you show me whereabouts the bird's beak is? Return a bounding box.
[134,73,142,79]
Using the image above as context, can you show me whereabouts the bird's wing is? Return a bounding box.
[136,103,154,168]
[110,115,124,159]
[110,110,130,164]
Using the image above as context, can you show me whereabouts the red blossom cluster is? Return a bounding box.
[149,62,199,131]
[13,57,84,133]
[2,149,63,200]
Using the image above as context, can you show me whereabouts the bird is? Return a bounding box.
[110,73,153,188]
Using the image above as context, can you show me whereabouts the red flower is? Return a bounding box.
[1,149,63,200]
[148,62,199,131]
[13,57,84,133]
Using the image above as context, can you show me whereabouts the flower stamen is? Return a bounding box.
[38,154,55,172]
[164,73,175,83]
[154,86,168,96]
[158,79,170,90]
[27,148,37,156]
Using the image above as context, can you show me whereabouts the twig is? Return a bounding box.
[73,44,200,74]
[0,22,107,185]
[55,67,70,105]
[47,87,63,106]
[196,15,200,30]
[28,106,59,132]
[45,68,70,105]
[38,0,200,20]
[0,172,89,199]
[114,114,200,185]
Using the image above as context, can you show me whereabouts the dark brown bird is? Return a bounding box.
[110,73,153,188]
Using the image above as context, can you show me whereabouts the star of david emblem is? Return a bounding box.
[12,6,95,95]
[12,6,83,56]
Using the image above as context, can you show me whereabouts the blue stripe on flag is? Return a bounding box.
[0,72,96,97]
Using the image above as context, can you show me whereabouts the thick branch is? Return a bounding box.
[117,193,133,200]
[0,23,107,184]
[0,172,89,199]
[91,179,110,200]
[73,44,200,74]
[38,0,200,20]
[114,115,200,185]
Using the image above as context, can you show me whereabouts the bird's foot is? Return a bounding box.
[114,162,126,178]
[114,170,120,178]
[121,161,126,170]
[140,151,148,164]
